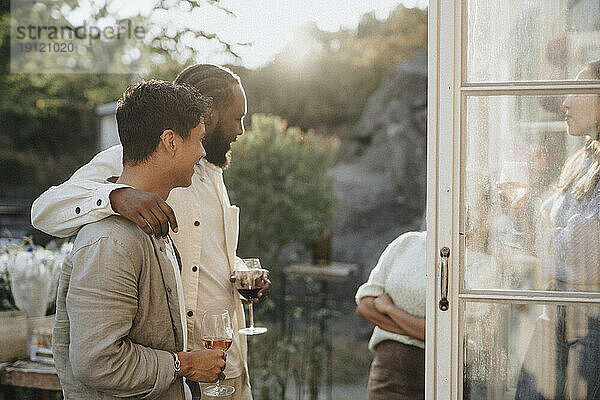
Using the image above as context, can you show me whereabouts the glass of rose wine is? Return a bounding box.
[232,258,269,335]
[201,310,235,397]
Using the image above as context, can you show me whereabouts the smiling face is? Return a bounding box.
[563,68,600,138]
[203,84,247,168]
[173,122,207,187]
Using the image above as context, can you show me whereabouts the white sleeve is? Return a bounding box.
[355,235,401,303]
[31,145,127,238]
[355,231,426,303]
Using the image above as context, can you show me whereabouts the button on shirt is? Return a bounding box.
[168,159,244,378]
[31,146,248,381]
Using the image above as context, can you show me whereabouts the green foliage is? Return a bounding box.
[0,0,238,197]
[0,71,130,195]
[224,114,338,399]
[247,276,369,399]
[225,114,337,266]
[11,1,240,72]
[235,5,428,137]
[331,335,372,385]
[0,2,130,195]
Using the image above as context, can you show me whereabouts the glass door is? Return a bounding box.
[427,1,600,398]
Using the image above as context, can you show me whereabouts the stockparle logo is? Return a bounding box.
[11,0,150,74]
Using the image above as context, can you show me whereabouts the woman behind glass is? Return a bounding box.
[516,60,600,400]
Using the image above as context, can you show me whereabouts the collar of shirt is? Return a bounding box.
[197,159,223,182]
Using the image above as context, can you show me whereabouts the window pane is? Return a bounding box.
[463,93,600,292]
[463,301,600,400]
[466,1,600,82]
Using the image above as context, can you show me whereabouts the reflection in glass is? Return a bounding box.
[463,89,600,291]
[466,1,600,82]
[536,64,600,295]
[463,301,600,400]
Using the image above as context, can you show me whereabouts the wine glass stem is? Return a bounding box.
[249,301,255,329]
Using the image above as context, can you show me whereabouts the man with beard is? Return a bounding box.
[32,65,267,400]
[53,80,227,400]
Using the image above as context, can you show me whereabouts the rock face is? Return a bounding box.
[330,47,427,270]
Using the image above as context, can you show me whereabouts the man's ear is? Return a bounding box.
[159,129,178,157]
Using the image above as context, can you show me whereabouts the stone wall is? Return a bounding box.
[330,47,427,270]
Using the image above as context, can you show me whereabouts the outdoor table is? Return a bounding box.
[285,262,359,283]
[0,360,61,399]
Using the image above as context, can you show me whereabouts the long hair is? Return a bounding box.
[558,60,600,201]
[173,64,241,111]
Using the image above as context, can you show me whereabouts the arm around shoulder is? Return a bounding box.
[31,145,126,237]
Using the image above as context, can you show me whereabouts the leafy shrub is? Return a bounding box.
[224,114,338,399]
[225,113,337,267]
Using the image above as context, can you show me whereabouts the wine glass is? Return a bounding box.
[496,160,530,248]
[497,161,530,208]
[232,258,269,335]
[201,310,235,397]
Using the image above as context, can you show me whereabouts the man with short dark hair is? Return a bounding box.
[53,80,226,400]
[33,66,265,399]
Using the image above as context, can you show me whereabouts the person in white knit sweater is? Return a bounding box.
[355,231,426,400]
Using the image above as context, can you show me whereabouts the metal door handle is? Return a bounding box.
[439,247,450,311]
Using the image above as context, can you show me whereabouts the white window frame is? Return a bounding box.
[427,1,600,399]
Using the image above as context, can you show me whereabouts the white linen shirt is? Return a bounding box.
[31,145,248,380]
[167,160,245,378]
[163,236,192,400]
[355,231,427,351]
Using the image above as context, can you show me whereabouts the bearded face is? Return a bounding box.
[203,120,232,169]
[202,84,247,169]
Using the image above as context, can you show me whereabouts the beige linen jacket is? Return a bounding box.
[33,146,250,387]
[53,215,186,399]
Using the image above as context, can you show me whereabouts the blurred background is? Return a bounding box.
[0,0,428,398]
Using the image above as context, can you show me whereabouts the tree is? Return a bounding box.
[1,0,236,197]
[235,5,428,137]
[10,0,243,74]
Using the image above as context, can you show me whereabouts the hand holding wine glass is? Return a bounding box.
[175,349,225,383]
[496,160,531,249]
[231,258,269,335]
[230,260,271,303]
[201,310,235,397]
[497,161,530,211]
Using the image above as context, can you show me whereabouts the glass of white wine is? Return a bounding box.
[232,258,269,335]
[201,310,235,397]
[497,160,530,248]
[497,161,530,208]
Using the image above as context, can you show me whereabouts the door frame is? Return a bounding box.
[426,0,461,398]
[426,1,600,399]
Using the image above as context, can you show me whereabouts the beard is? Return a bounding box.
[203,121,232,169]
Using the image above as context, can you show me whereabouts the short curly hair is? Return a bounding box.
[116,80,212,166]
